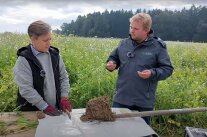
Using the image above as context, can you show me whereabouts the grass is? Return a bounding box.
[0,33,207,136]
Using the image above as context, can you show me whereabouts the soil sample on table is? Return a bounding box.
[80,96,115,121]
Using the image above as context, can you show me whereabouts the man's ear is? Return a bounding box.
[30,36,38,42]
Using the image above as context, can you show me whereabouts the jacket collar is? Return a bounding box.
[129,29,154,46]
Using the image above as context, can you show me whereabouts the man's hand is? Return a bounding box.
[60,97,72,112]
[43,105,62,116]
[137,70,152,79]
[106,61,117,72]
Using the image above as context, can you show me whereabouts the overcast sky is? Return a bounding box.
[0,0,207,33]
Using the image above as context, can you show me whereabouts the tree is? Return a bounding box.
[60,5,207,42]
[193,20,207,42]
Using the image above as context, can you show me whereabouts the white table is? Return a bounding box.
[35,108,158,137]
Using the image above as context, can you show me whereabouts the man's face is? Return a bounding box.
[31,32,51,52]
[129,20,148,43]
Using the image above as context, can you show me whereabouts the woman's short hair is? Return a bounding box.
[130,13,152,32]
[28,20,51,37]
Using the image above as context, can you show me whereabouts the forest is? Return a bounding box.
[56,5,207,42]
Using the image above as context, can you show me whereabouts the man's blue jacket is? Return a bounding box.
[107,30,174,108]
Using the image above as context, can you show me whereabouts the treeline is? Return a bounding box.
[56,5,207,42]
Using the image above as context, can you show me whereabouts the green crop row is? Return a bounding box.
[0,33,207,136]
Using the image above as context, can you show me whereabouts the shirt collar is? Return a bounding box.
[30,44,49,56]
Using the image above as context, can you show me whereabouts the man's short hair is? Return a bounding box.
[28,20,51,37]
[130,13,152,32]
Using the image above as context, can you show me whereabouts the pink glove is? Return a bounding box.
[43,105,62,116]
[60,97,72,112]
[106,60,117,72]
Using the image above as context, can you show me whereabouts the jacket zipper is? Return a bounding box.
[147,80,151,99]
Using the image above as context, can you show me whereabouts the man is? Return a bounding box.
[105,13,173,124]
[13,20,72,116]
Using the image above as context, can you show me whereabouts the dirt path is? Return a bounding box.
[4,129,36,137]
[0,112,37,137]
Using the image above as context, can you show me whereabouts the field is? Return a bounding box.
[0,33,207,136]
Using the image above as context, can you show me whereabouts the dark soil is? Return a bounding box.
[80,96,115,121]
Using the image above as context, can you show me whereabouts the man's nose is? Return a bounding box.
[47,40,51,45]
[130,29,135,33]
